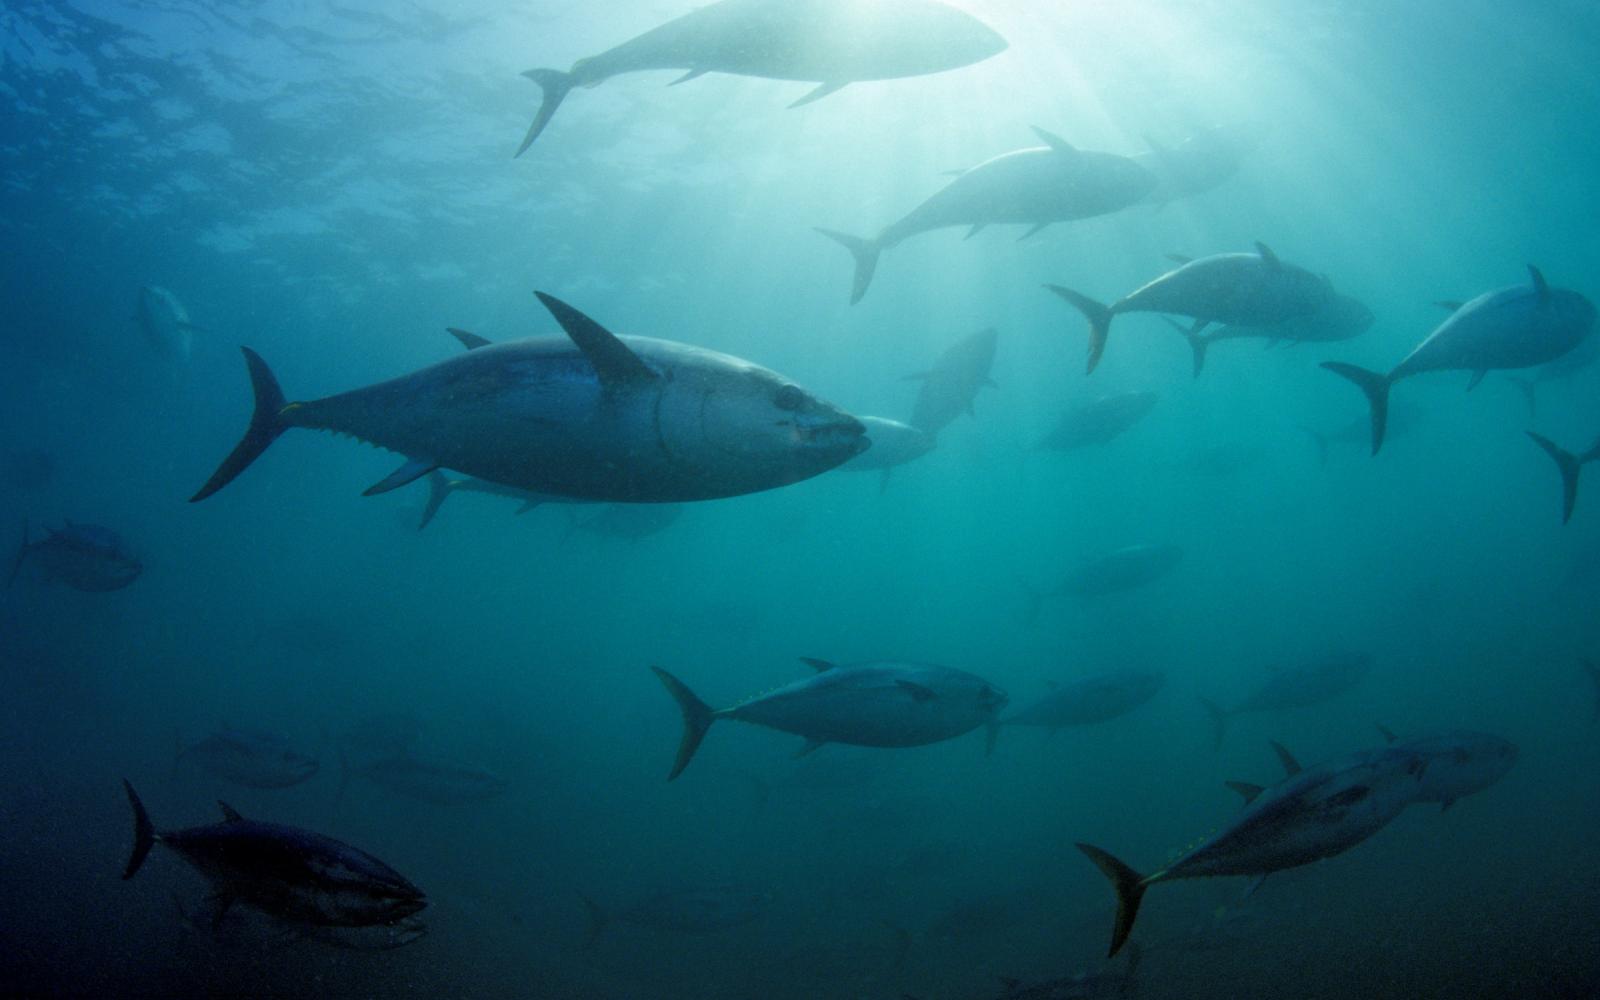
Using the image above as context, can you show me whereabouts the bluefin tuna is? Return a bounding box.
[1200,651,1371,749]
[1322,267,1596,453]
[818,130,1154,303]
[1525,430,1600,525]
[905,328,998,436]
[339,752,509,804]
[514,0,1006,154]
[1167,290,1374,377]
[1374,726,1517,810]
[652,658,1007,779]
[1038,392,1159,451]
[1031,544,1185,617]
[122,781,425,928]
[1136,122,1265,204]
[177,728,320,789]
[1077,742,1427,956]
[9,520,142,592]
[1049,243,1336,373]
[189,292,866,505]
[989,671,1163,752]
[136,286,204,361]
[580,886,771,946]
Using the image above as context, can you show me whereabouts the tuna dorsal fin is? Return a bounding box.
[1225,780,1266,805]
[1432,300,1464,312]
[447,327,493,350]
[1031,127,1077,155]
[362,456,440,497]
[533,292,658,389]
[1269,741,1302,777]
[799,657,836,672]
[1255,242,1280,267]
[896,679,938,702]
[1376,723,1398,744]
[218,801,244,823]
[1528,265,1549,300]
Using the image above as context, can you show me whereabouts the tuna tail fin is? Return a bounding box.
[189,348,289,502]
[1199,696,1228,751]
[515,68,575,157]
[578,892,608,949]
[7,518,27,588]
[814,228,880,305]
[418,471,454,531]
[1076,843,1149,958]
[1044,285,1114,374]
[122,779,157,880]
[1526,432,1582,525]
[651,667,716,781]
[1507,376,1538,420]
[1162,317,1209,377]
[1319,362,1391,455]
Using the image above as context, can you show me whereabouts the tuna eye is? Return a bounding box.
[774,385,805,412]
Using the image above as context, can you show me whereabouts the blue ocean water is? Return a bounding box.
[3,1,1599,996]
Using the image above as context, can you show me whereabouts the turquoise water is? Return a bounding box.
[2,1,1598,996]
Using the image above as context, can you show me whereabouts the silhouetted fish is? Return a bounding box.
[1031,545,1184,616]
[989,671,1163,752]
[1200,651,1371,749]
[189,292,866,504]
[177,728,320,789]
[123,781,425,928]
[905,328,998,436]
[514,0,1005,153]
[1038,392,1159,451]
[652,658,1007,779]
[818,130,1152,303]
[339,752,508,804]
[9,520,141,592]
[1138,121,1266,203]
[1323,267,1595,453]
[1050,243,1336,373]
[1169,290,1374,376]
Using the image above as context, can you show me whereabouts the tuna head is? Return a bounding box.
[654,349,869,491]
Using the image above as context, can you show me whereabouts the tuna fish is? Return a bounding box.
[1166,290,1374,377]
[1049,243,1336,374]
[905,328,998,436]
[989,671,1163,752]
[339,753,509,804]
[1200,651,1371,749]
[122,781,425,928]
[9,520,142,592]
[189,292,866,505]
[1030,544,1184,618]
[514,0,1006,154]
[1506,333,1600,418]
[1038,392,1159,451]
[136,286,204,361]
[818,130,1154,303]
[1078,742,1427,956]
[1525,430,1600,524]
[652,658,1007,779]
[1136,122,1265,204]
[176,729,320,789]
[580,885,771,946]
[1373,726,1517,810]
[838,416,936,472]
[1322,267,1596,454]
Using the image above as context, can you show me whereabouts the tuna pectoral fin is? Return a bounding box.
[190,348,290,502]
[1527,432,1582,525]
[814,228,881,305]
[515,68,575,157]
[418,472,453,531]
[1198,697,1228,751]
[1076,843,1149,958]
[1270,741,1303,777]
[788,81,847,108]
[651,667,716,781]
[578,892,608,949]
[1320,362,1391,455]
[1044,285,1114,374]
[362,457,439,497]
[122,779,157,880]
[1225,780,1265,806]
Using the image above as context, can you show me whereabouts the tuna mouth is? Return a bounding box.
[802,416,868,454]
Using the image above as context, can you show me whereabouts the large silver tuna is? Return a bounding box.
[1048,243,1336,373]
[1322,267,1595,454]
[905,327,998,436]
[1038,392,1159,451]
[1374,727,1516,811]
[1135,123,1265,205]
[818,130,1154,303]
[652,658,1007,780]
[122,781,424,928]
[1167,290,1374,377]
[190,292,866,505]
[515,0,1005,154]
[1078,741,1427,956]
[1200,651,1371,749]
[176,728,320,789]
[8,520,142,592]
[988,670,1163,752]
